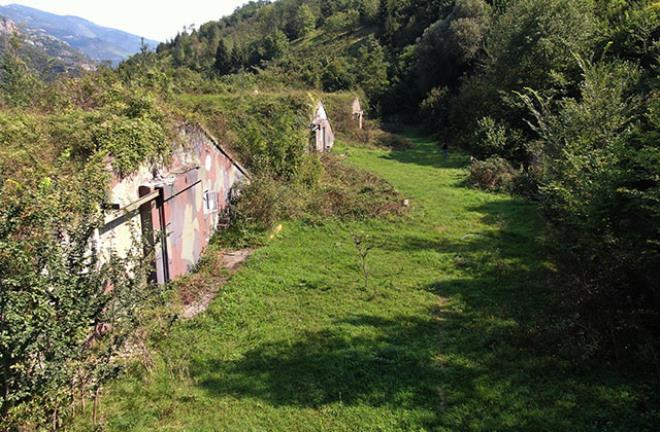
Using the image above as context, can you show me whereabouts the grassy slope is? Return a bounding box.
[88,135,656,431]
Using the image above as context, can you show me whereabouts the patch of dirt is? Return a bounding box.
[180,249,252,319]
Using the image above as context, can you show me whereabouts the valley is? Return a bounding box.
[77,134,657,431]
[1,1,658,430]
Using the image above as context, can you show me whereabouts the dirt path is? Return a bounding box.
[180,249,252,319]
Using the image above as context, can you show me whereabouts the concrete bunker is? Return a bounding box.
[98,124,248,284]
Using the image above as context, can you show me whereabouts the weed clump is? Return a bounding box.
[230,153,406,237]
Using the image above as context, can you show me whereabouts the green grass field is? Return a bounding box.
[85,134,657,431]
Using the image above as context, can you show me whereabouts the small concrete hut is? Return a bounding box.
[352,97,364,130]
[311,101,335,152]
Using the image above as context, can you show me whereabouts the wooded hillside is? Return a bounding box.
[1,0,658,430]
[153,0,659,360]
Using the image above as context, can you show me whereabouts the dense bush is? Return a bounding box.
[471,117,506,158]
[322,92,363,131]
[415,0,491,94]
[0,53,44,108]
[177,92,312,179]
[0,163,158,429]
[521,60,659,358]
[321,57,355,92]
[419,86,450,130]
[325,10,360,34]
[468,156,519,192]
[233,98,309,179]
[406,0,659,361]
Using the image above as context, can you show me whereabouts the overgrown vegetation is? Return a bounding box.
[449,0,659,368]
[145,0,659,404]
[77,134,660,432]
[0,142,160,429]
[1,0,658,429]
[0,27,399,429]
[230,153,405,239]
[0,60,179,429]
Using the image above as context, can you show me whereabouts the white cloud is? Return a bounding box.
[0,0,249,41]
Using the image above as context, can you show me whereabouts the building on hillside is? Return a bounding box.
[97,124,249,284]
[311,101,335,152]
[352,97,364,130]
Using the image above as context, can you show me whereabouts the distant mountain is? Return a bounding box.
[0,4,159,65]
[1,14,94,79]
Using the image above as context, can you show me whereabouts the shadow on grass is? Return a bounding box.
[189,142,657,430]
[191,313,449,413]
[189,197,656,431]
[189,200,582,430]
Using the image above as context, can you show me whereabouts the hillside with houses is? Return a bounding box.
[0,1,658,431]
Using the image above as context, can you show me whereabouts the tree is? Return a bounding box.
[321,57,355,91]
[230,41,247,71]
[484,0,595,96]
[520,59,660,354]
[351,35,389,98]
[262,30,290,60]
[443,0,597,154]
[214,40,233,75]
[290,4,316,39]
[321,0,343,19]
[326,10,360,33]
[0,51,43,108]
[415,0,491,93]
[0,163,155,428]
[358,0,380,24]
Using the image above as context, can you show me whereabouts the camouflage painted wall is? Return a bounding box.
[99,125,248,284]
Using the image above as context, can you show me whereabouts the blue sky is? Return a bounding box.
[0,0,249,41]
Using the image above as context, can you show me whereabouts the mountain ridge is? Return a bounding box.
[0,3,159,65]
[0,13,95,79]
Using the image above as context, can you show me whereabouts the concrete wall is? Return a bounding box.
[312,102,335,152]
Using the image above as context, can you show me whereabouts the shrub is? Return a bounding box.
[295,154,323,187]
[322,92,366,140]
[444,75,499,147]
[0,166,156,429]
[472,116,507,158]
[468,156,519,192]
[344,119,413,150]
[469,115,529,162]
[419,86,450,130]
[314,154,406,220]
[321,57,355,92]
[230,154,406,235]
[326,10,360,34]
[0,53,44,108]
[376,131,414,150]
[229,96,309,180]
[231,176,288,229]
[521,59,660,360]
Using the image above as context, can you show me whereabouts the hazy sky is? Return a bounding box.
[0,0,249,41]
